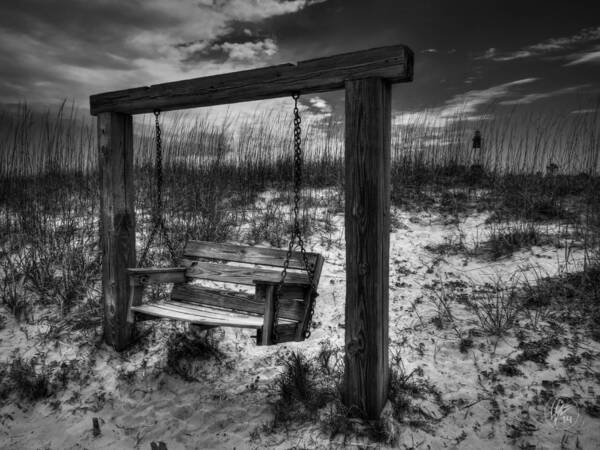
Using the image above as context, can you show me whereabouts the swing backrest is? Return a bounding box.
[181,240,321,281]
[171,241,324,322]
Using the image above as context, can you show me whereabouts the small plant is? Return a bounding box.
[0,351,79,402]
[519,269,556,330]
[387,358,447,432]
[467,280,520,336]
[516,335,561,365]
[316,339,343,377]
[0,252,31,322]
[426,280,472,351]
[498,358,523,377]
[483,221,548,259]
[245,204,288,247]
[272,351,333,425]
[424,234,468,256]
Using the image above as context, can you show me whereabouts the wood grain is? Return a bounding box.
[259,284,276,345]
[90,45,413,115]
[131,303,268,328]
[170,283,306,321]
[343,78,391,419]
[296,254,325,340]
[98,112,136,350]
[127,267,187,284]
[152,299,294,324]
[181,260,311,286]
[183,240,319,271]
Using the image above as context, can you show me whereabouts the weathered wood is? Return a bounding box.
[167,299,285,321]
[99,112,136,350]
[296,254,325,340]
[130,302,293,328]
[256,323,299,345]
[127,268,187,284]
[148,300,293,324]
[182,260,311,286]
[170,283,306,321]
[183,240,319,271]
[90,45,413,115]
[343,78,391,419]
[127,276,144,324]
[259,284,276,345]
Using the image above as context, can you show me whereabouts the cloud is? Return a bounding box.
[499,85,591,105]
[211,38,279,62]
[211,0,327,22]
[571,108,599,115]
[421,48,438,54]
[441,78,538,116]
[0,0,326,106]
[478,26,600,62]
[565,49,600,66]
[306,96,332,117]
[394,78,538,128]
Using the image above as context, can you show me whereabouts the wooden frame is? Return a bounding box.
[91,44,414,419]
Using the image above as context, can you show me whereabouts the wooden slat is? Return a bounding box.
[260,285,276,345]
[90,45,413,115]
[183,241,319,270]
[127,268,187,284]
[157,300,294,324]
[170,283,305,321]
[182,260,311,286]
[344,78,391,419]
[128,267,187,275]
[99,112,136,351]
[131,304,265,328]
[127,276,144,324]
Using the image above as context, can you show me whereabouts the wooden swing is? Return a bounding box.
[127,94,324,345]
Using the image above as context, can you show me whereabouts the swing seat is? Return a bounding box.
[126,241,324,345]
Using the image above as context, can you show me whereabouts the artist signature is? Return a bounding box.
[544,397,583,430]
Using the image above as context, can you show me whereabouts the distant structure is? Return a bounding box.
[472,130,482,150]
[472,130,482,166]
[546,162,559,176]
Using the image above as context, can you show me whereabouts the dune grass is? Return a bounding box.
[0,101,598,332]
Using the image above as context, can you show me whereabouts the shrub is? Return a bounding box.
[467,281,520,336]
[483,221,548,259]
[0,252,31,321]
[272,350,333,425]
[165,329,225,381]
[0,352,80,402]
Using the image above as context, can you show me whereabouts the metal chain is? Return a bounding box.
[273,93,318,343]
[138,110,177,267]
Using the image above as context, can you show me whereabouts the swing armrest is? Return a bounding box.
[251,276,311,287]
[127,267,187,285]
[126,268,186,324]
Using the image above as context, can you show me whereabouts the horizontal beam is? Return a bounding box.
[90,45,413,115]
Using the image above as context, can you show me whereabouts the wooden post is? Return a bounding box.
[259,284,276,345]
[344,77,391,419]
[98,112,136,351]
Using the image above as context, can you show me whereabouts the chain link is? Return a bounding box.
[273,93,318,343]
[139,110,177,267]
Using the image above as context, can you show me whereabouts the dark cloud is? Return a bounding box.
[0,0,178,58]
[0,0,598,119]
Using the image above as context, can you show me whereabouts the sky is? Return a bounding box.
[1,0,599,123]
